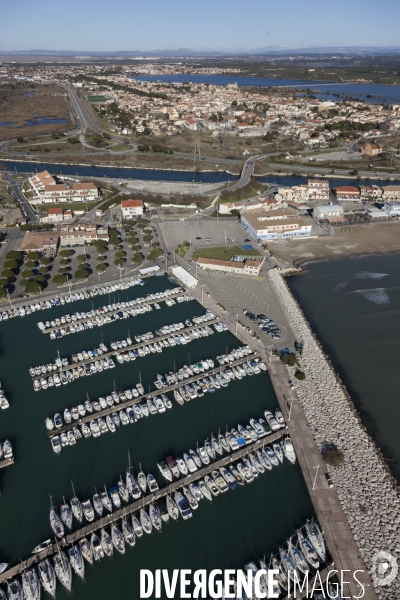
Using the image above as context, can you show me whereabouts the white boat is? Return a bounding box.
[273,443,284,464]
[297,530,320,569]
[78,537,93,564]
[68,545,85,579]
[111,523,126,554]
[157,461,172,482]
[131,514,144,537]
[101,528,113,557]
[137,469,147,493]
[284,437,297,464]
[60,500,73,529]
[45,418,54,431]
[174,491,192,520]
[3,440,12,459]
[166,495,179,520]
[140,508,152,534]
[91,533,104,561]
[49,508,64,538]
[93,490,103,516]
[149,503,162,531]
[183,452,197,473]
[21,569,40,600]
[50,436,61,454]
[197,479,212,501]
[288,540,309,575]
[305,520,326,562]
[53,550,72,592]
[70,495,83,522]
[100,488,112,512]
[147,473,159,493]
[82,499,95,522]
[122,519,136,547]
[118,477,129,503]
[37,559,56,598]
[126,472,141,500]
[32,540,51,554]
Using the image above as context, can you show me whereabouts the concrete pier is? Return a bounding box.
[0,458,14,470]
[47,353,259,438]
[0,431,284,585]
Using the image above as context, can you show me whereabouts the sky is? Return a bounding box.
[2,0,400,52]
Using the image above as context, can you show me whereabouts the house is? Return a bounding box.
[28,178,98,205]
[358,185,383,199]
[28,170,56,194]
[381,186,400,200]
[383,201,400,216]
[195,257,263,275]
[313,205,344,220]
[308,179,330,201]
[20,231,60,256]
[334,186,361,202]
[240,209,312,241]
[59,225,109,246]
[121,199,144,219]
[40,207,74,224]
[361,143,382,156]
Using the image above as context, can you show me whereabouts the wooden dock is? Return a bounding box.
[41,289,188,335]
[0,430,284,584]
[0,457,14,470]
[47,353,260,437]
[33,318,221,382]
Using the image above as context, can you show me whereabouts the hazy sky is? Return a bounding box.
[2,0,400,51]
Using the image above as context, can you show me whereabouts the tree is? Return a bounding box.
[132,253,142,263]
[74,269,88,280]
[76,254,88,262]
[294,370,305,380]
[38,266,48,274]
[142,234,152,242]
[352,169,359,176]
[34,275,46,283]
[115,250,126,258]
[131,244,141,252]
[96,263,107,272]
[322,445,345,467]
[0,287,7,298]
[148,248,162,261]
[59,249,73,258]
[127,236,138,245]
[24,280,41,294]
[21,269,34,279]
[1,269,14,279]
[114,258,125,265]
[17,136,24,144]
[59,258,70,266]
[0,279,9,288]
[26,251,40,260]
[57,267,68,275]
[6,251,22,261]
[280,353,298,367]
[24,261,37,269]
[3,260,18,270]
[53,274,68,285]
[40,257,51,265]
[93,240,107,252]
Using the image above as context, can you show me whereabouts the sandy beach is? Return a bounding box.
[268,220,400,266]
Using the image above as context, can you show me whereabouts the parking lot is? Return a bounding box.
[159,219,254,251]
[197,270,295,351]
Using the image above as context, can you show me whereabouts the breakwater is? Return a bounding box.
[268,268,400,599]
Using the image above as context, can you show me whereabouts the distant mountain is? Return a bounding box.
[2,46,400,57]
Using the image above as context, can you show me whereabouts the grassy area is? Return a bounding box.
[88,96,109,103]
[38,200,99,211]
[24,191,34,199]
[192,245,260,261]
[23,181,30,192]
[176,245,189,258]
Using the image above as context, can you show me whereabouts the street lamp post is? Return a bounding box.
[312,465,320,490]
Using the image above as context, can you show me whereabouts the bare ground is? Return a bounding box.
[267,221,400,266]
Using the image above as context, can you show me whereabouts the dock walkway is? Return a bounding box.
[41,289,186,335]
[0,431,284,584]
[0,458,14,470]
[48,353,259,437]
[34,318,221,382]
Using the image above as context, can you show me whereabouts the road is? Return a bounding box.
[6,175,38,222]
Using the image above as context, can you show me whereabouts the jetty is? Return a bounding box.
[40,289,190,336]
[0,430,284,585]
[0,458,14,470]
[47,352,260,438]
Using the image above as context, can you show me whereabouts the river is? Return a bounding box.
[0,276,314,599]
[133,74,400,104]
[288,254,400,482]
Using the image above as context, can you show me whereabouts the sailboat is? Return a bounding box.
[93,489,103,516]
[68,545,85,579]
[131,514,143,537]
[37,559,56,598]
[53,550,72,592]
[49,500,64,539]
[78,537,93,565]
[6,579,22,600]
[137,465,147,493]
[140,507,152,534]
[60,497,73,529]
[111,523,126,554]
[90,533,104,561]
[122,518,136,547]
[70,482,83,522]
[149,503,162,531]
[101,528,113,557]
[21,569,40,600]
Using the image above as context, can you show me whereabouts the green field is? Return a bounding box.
[88,95,109,103]
[192,245,260,261]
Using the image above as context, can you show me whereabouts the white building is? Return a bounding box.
[28,172,98,205]
[308,179,330,201]
[170,266,198,288]
[121,199,144,218]
[383,202,400,217]
[241,209,312,241]
[313,205,344,220]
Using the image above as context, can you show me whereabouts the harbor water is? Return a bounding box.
[0,276,313,599]
[288,253,400,481]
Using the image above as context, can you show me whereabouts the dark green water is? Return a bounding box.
[288,254,400,481]
[0,276,314,599]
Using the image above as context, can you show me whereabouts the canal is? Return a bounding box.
[0,276,314,599]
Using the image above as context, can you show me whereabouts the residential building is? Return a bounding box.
[28,177,98,205]
[28,170,56,194]
[383,201,400,216]
[121,199,144,218]
[359,185,383,199]
[59,225,109,247]
[308,179,330,201]
[39,208,74,223]
[313,205,344,220]
[19,231,60,256]
[381,186,400,200]
[195,257,263,275]
[334,186,361,201]
[361,143,382,156]
[240,209,312,241]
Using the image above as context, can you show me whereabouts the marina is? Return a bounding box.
[0,273,329,599]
